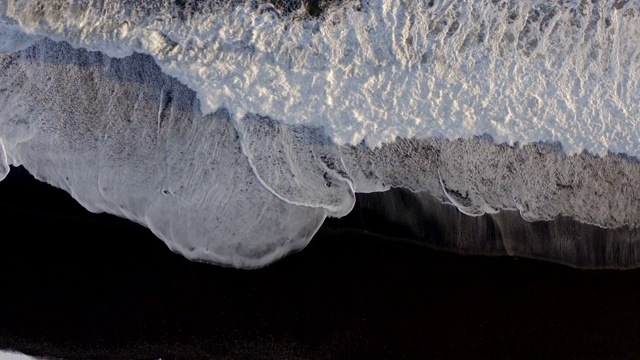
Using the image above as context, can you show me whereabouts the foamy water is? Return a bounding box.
[1,0,640,267]
[3,0,640,154]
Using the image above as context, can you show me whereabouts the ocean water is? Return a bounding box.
[1,0,640,268]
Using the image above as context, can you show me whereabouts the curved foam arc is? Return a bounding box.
[2,0,640,156]
[235,114,357,217]
[438,169,484,217]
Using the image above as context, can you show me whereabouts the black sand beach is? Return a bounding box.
[1,166,640,359]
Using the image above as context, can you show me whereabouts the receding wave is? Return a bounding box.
[1,0,640,268]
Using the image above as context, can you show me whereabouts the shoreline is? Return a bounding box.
[4,38,640,267]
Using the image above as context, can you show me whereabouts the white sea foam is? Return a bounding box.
[2,0,640,155]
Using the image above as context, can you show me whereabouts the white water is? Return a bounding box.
[2,0,640,155]
[1,0,640,267]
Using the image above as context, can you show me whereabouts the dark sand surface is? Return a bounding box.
[1,166,640,359]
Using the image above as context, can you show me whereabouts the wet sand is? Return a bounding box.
[1,166,640,359]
